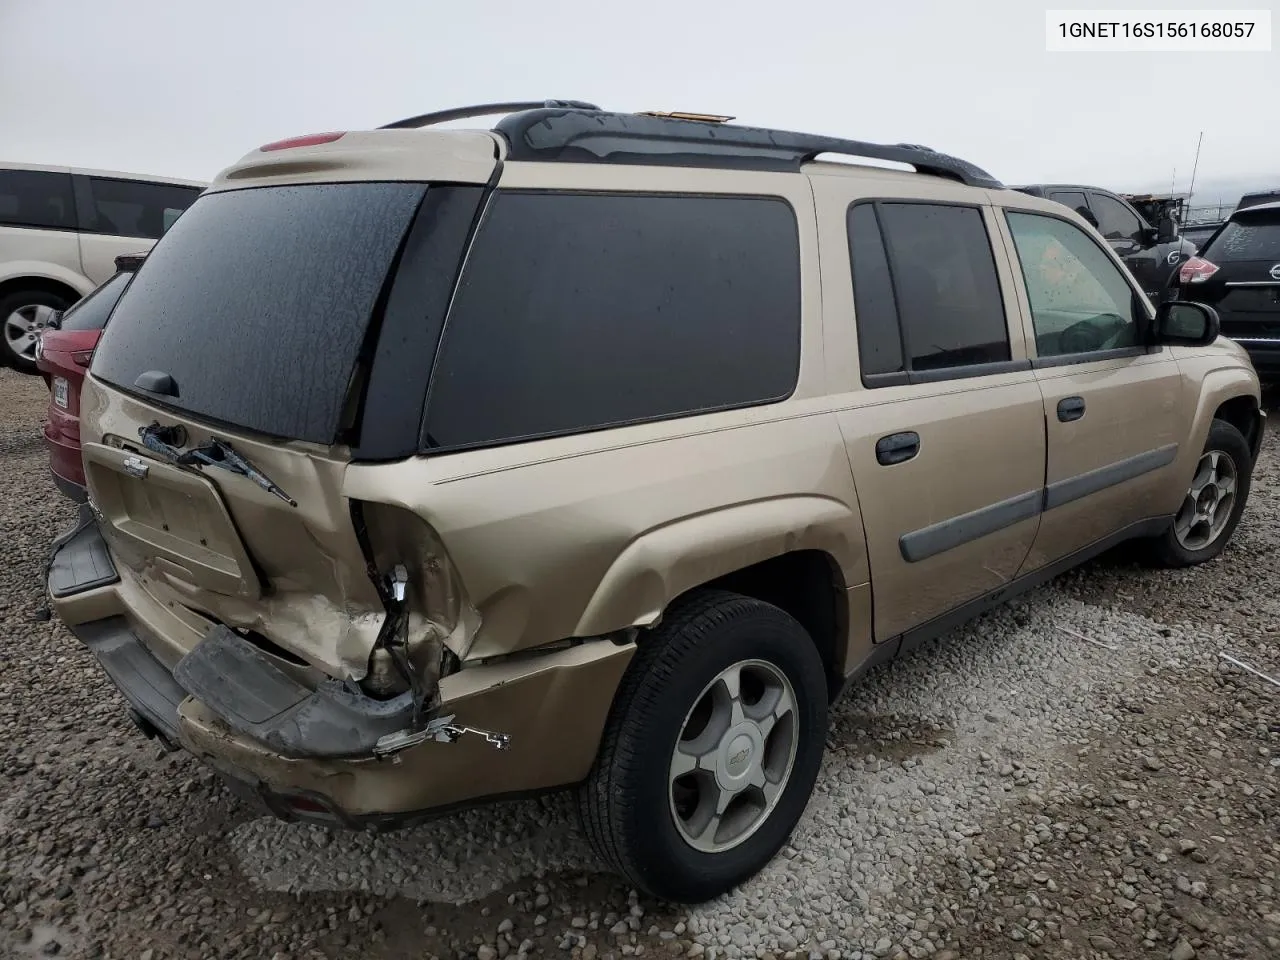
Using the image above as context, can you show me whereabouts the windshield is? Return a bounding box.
[91,182,426,443]
[59,271,131,332]
[1203,210,1280,263]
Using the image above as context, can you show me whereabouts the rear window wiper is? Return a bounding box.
[138,423,298,507]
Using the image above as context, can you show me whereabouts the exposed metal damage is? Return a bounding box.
[351,500,509,756]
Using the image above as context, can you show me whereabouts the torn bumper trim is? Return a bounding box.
[74,616,187,745]
[48,511,119,598]
[173,625,417,759]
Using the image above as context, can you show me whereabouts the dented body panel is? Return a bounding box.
[177,638,633,819]
[77,378,385,680]
[342,400,869,666]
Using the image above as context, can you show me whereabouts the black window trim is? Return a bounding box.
[849,197,1028,389]
[73,173,203,238]
[418,186,804,455]
[352,181,489,460]
[1000,206,1161,369]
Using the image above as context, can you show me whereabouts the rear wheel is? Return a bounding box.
[578,590,828,903]
[1145,419,1252,567]
[1,288,71,374]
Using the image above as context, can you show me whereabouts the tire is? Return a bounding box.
[1145,418,1252,568]
[577,590,828,903]
[1,288,72,374]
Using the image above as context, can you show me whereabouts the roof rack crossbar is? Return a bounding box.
[492,108,1001,188]
[380,100,601,131]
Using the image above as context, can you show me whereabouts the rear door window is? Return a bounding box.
[91,182,426,443]
[58,271,131,331]
[423,191,801,449]
[0,169,76,230]
[1203,211,1280,262]
[867,202,1011,373]
[83,177,203,239]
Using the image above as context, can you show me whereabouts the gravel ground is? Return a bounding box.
[1,366,1277,960]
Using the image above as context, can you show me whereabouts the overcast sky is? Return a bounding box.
[1,0,1276,201]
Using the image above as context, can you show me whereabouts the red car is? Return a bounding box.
[36,254,144,501]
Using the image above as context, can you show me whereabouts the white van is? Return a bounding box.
[0,163,204,372]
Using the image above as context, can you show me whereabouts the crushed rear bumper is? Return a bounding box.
[46,516,635,826]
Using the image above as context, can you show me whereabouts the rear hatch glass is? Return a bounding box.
[90,182,427,443]
[1202,209,1280,263]
[58,270,131,331]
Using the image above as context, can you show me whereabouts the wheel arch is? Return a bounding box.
[0,270,90,307]
[1164,366,1264,512]
[1213,393,1264,459]
[571,496,868,700]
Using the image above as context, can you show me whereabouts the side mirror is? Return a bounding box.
[1154,300,1219,346]
[1156,215,1177,243]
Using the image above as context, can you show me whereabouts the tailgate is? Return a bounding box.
[77,383,384,680]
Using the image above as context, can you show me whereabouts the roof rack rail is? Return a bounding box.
[492,107,1001,188]
[380,100,601,130]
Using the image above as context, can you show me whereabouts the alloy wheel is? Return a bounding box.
[4,304,57,363]
[668,658,799,854]
[1174,449,1238,552]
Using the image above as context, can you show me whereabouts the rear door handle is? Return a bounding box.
[876,431,920,466]
[1057,396,1086,422]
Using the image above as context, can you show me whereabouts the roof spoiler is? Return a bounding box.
[379,100,601,130]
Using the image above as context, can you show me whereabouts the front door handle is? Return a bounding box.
[876,431,920,466]
[1057,396,1086,422]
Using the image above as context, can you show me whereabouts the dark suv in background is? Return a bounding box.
[1016,184,1196,302]
[1237,189,1280,213]
[1173,201,1280,378]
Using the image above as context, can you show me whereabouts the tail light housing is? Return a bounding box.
[1179,256,1220,284]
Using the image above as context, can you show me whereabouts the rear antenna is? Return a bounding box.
[1186,131,1204,209]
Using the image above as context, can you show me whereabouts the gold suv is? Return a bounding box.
[46,102,1263,903]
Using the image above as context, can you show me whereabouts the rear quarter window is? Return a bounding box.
[0,169,76,230]
[423,191,802,449]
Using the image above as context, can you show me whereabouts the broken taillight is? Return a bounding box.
[259,131,346,152]
[1179,256,1220,284]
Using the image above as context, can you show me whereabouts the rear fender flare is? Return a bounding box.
[572,496,865,639]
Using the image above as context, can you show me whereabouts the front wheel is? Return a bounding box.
[1145,418,1252,567]
[578,590,828,903]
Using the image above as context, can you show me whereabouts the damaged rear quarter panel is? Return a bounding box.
[79,377,385,679]
[342,400,869,662]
